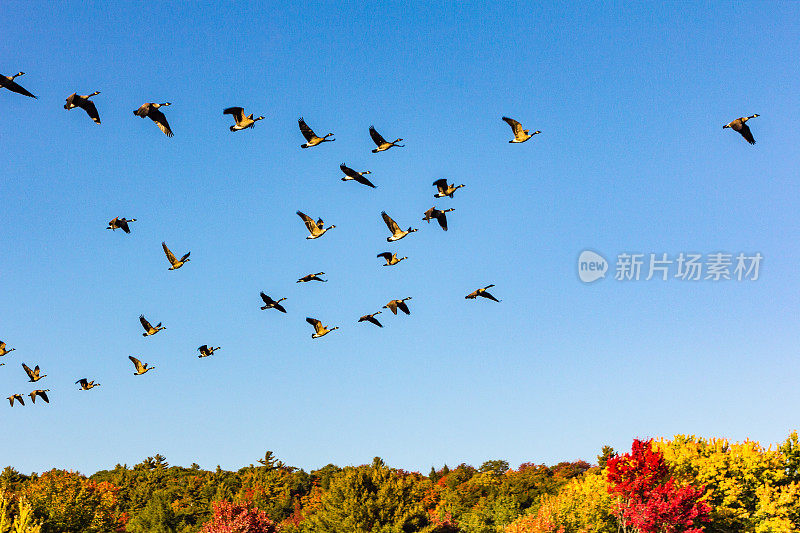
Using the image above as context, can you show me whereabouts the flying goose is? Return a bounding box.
[260,292,287,312]
[107,217,136,233]
[162,241,190,270]
[377,252,407,266]
[306,317,338,338]
[723,114,759,144]
[297,211,335,239]
[358,311,383,328]
[382,211,417,242]
[64,91,101,124]
[465,284,501,302]
[134,102,173,137]
[0,72,36,98]
[369,126,404,152]
[383,297,413,315]
[340,163,376,188]
[299,117,334,147]
[422,207,455,231]
[0,341,15,357]
[297,272,327,283]
[22,363,46,382]
[198,345,221,358]
[502,116,540,143]
[76,378,100,390]
[433,179,465,198]
[224,106,264,131]
[140,314,165,336]
[7,394,24,407]
[129,355,155,375]
[29,389,50,404]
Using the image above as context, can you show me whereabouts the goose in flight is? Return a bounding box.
[134,102,173,137]
[107,217,136,233]
[140,314,165,337]
[358,311,383,328]
[297,272,327,283]
[129,355,155,375]
[723,114,759,144]
[382,211,417,242]
[162,242,190,270]
[422,207,455,231]
[433,179,465,198]
[299,117,334,147]
[370,125,404,152]
[306,317,338,338]
[198,345,221,358]
[64,91,101,124]
[502,116,540,143]
[340,163,376,188]
[22,363,46,382]
[224,106,264,131]
[29,389,50,404]
[377,252,407,266]
[465,284,501,302]
[383,297,412,315]
[260,292,287,312]
[297,211,335,239]
[7,394,24,407]
[76,378,101,390]
[0,341,15,357]
[0,72,36,98]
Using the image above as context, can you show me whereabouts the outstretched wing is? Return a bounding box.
[81,99,101,124]
[502,116,523,137]
[128,355,144,371]
[369,125,388,146]
[397,301,411,314]
[432,178,448,193]
[298,117,317,141]
[162,242,177,265]
[377,252,392,261]
[21,363,34,380]
[1,77,36,98]
[436,211,448,231]
[381,211,400,234]
[150,109,173,137]
[306,317,322,332]
[223,107,245,122]
[260,291,272,304]
[739,124,756,144]
[119,219,131,233]
[481,291,501,302]
[297,211,319,233]
[367,316,383,328]
[179,251,191,262]
[37,390,50,403]
[76,378,88,387]
[340,163,359,178]
[139,314,153,331]
[273,302,287,313]
[355,174,376,188]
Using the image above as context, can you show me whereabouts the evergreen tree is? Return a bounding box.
[126,490,178,533]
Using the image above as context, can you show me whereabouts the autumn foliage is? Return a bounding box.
[199,500,275,533]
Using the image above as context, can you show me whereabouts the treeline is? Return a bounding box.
[1,432,799,532]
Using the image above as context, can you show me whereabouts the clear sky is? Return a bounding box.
[2,1,799,475]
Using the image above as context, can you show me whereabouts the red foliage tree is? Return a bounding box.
[200,500,276,533]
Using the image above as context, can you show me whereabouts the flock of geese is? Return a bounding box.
[1,70,761,408]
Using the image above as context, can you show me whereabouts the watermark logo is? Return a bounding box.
[578,250,608,283]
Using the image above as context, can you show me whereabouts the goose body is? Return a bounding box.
[723,114,759,144]
[306,317,338,338]
[7,394,24,407]
[502,116,540,143]
[0,72,36,98]
[299,117,334,147]
[297,272,327,283]
[260,292,287,312]
[433,179,465,198]
[162,241,190,269]
[297,211,335,239]
[382,211,417,242]
[140,314,166,336]
[423,207,455,231]
[358,311,383,328]
[465,284,501,302]
[29,389,50,404]
[22,363,45,382]
[370,125,404,152]
[76,378,100,390]
[0,341,15,357]
[224,106,264,131]
[383,297,412,315]
[340,163,376,188]
[129,355,154,375]
[134,102,173,136]
[107,217,136,233]
[65,91,101,124]
[198,345,221,358]
[377,252,407,266]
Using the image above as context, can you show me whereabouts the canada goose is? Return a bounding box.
[502,117,540,143]
[0,341,15,357]
[340,163,376,188]
[107,217,136,233]
[377,252,407,266]
[0,72,36,98]
[224,107,264,131]
[260,292,287,312]
[64,91,101,124]
[7,394,24,407]
[134,102,173,137]
[197,345,221,358]
[162,241,190,270]
[433,179,465,198]
[129,355,155,375]
[297,272,327,283]
[299,117,334,147]
[306,317,338,338]
[422,207,455,231]
[297,211,335,239]
[465,284,501,302]
[21,363,46,382]
[140,314,166,336]
[76,378,101,390]
[383,297,412,315]
[723,114,759,144]
[369,126,404,152]
[358,311,383,328]
[382,211,417,242]
[29,389,50,404]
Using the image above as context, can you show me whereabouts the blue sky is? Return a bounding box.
[1,1,799,474]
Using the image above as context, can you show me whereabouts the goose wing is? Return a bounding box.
[76,378,88,387]
[377,252,393,261]
[432,179,448,193]
[128,355,144,372]
[179,251,191,262]
[297,211,319,234]
[80,98,101,124]
[397,300,411,314]
[502,116,524,137]
[435,211,448,231]
[22,363,35,380]
[739,123,756,144]
[298,117,317,141]
[385,301,398,314]
[134,103,150,117]
[306,317,322,332]
[224,107,245,122]
[340,163,359,178]
[149,108,173,137]
[119,219,131,233]
[381,211,400,234]
[366,315,383,327]
[139,314,153,332]
[369,125,388,146]
[37,390,50,403]
[273,302,287,313]
[355,174,376,188]
[260,291,273,305]
[162,242,177,265]
[481,291,500,302]
[0,341,6,351]
[1,76,36,98]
